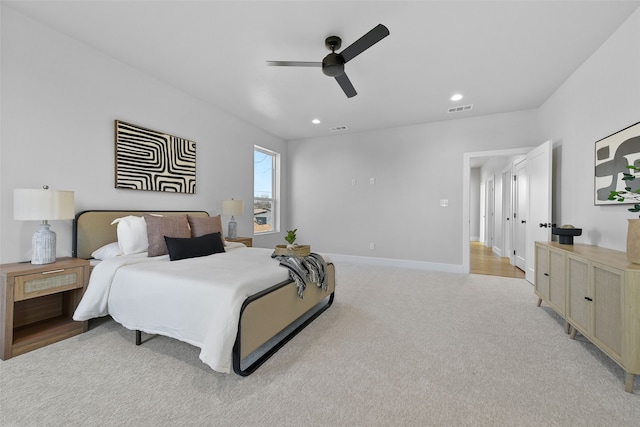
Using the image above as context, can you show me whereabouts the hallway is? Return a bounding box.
[470,241,525,279]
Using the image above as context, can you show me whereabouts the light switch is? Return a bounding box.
[370,178,375,185]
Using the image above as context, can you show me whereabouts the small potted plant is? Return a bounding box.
[608,164,640,263]
[285,229,298,249]
[275,228,310,257]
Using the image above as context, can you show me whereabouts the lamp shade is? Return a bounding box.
[14,189,75,220]
[222,199,243,217]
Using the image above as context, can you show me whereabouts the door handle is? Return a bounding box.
[521,220,526,224]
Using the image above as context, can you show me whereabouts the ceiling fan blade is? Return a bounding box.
[335,72,357,98]
[266,61,322,67]
[340,24,389,63]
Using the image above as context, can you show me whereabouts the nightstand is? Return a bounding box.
[0,257,89,360]
[225,236,253,247]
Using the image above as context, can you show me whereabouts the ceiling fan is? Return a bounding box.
[266,24,390,98]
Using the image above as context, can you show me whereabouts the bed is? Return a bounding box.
[71,210,335,375]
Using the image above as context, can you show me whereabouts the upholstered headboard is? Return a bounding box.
[73,210,209,259]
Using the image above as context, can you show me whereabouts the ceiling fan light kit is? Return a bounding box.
[267,24,390,98]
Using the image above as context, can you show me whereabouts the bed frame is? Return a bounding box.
[73,210,335,376]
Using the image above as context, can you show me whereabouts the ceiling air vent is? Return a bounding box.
[330,125,349,132]
[448,104,473,113]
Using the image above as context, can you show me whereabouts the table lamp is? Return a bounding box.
[14,186,75,264]
[222,199,243,239]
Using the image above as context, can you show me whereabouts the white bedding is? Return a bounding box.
[73,242,289,373]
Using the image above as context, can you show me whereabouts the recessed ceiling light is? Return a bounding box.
[450,93,464,101]
[312,119,321,124]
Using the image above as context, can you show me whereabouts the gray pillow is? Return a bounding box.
[144,214,190,257]
[188,214,226,246]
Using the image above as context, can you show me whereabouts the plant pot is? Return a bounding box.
[627,219,640,264]
[274,244,311,257]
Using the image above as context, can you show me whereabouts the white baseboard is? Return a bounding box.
[326,253,464,274]
[470,236,480,242]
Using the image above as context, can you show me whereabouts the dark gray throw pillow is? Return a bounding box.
[164,232,225,261]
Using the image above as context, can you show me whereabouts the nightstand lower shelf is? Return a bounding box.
[12,316,86,357]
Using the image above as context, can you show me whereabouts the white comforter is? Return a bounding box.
[73,243,289,373]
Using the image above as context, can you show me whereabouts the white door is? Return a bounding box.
[485,177,494,248]
[502,169,512,263]
[524,140,553,283]
[514,159,528,271]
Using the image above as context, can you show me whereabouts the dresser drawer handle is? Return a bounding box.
[42,269,65,275]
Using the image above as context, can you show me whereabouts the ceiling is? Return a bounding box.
[5,1,639,141]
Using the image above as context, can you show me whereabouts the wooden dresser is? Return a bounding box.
[0,257,89,360]
[535,241,640,393]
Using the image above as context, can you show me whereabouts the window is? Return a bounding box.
[254,146,279,234]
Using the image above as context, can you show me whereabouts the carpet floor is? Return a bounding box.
[1,263,638,426]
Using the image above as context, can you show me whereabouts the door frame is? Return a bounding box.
[462,147,534,274]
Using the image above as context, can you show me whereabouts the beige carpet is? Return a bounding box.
[1,263,638,426]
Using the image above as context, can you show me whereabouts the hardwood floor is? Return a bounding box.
[470,241,525,279]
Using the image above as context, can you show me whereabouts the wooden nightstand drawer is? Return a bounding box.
[14,266,84,301]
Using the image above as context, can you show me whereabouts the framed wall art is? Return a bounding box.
[594,121,640,205]
[115,120,196,194]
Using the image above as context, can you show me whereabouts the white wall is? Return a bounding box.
[288,110,540,269]
[538,8,640,252]
[0,6,288,263]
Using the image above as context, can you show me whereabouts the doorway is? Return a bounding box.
[471,156,524,279]
[462,142,552,282]
[462,147,533,277]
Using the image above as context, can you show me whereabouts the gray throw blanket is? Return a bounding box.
[271,252,328,298]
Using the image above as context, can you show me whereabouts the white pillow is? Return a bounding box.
[111,215,148,255]
[91,242,122,260]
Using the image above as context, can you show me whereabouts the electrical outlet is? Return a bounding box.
[369,243,375,250]
[370,177,375,185]
[352,178,357,186]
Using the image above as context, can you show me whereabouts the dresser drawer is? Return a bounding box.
[14,266,84,301]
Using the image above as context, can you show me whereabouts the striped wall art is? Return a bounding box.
[115,120,196,194]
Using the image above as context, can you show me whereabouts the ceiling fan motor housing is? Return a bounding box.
[322,53,345,77]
